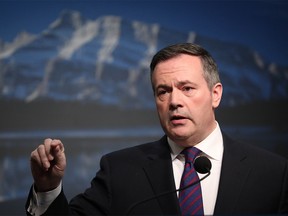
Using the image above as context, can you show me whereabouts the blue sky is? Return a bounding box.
[0,0,287,65]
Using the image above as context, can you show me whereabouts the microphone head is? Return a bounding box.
[194,155,212,174]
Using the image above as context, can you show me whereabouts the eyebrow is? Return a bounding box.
[176,80,196,86]
[155,80,197,90]
[155,84,171,91]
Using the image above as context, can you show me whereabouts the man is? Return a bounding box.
[26,43,288,215]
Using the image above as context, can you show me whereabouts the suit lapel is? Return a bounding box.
[140,133,252,214]
[141,136,180,215]
[214,133,252,214]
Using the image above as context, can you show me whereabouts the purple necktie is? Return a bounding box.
[179,147,204,216]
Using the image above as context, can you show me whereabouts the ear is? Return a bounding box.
[212,82,223,109]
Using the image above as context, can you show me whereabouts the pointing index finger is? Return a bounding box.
[50,139,65,152]
[44,138,64,160]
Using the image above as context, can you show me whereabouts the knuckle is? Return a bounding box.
[37,144,44,152]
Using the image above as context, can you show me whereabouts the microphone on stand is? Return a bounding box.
[194,155,212,174]
[126,155,212,215]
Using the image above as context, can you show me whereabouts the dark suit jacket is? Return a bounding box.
[26,133,288,215]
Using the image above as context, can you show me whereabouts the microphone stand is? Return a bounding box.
[126,171,211,215]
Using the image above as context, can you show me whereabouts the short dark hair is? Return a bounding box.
[150,43,221,91]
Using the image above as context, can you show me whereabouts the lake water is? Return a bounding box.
[0,125,287,203]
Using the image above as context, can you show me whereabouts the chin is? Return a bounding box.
[169,131,190,141]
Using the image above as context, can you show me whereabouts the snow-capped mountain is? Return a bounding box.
[0,10,287,108]
[0,31,36,59]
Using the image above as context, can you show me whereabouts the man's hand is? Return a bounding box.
[30,138,66,192]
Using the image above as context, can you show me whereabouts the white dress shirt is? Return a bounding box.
[28,122,223,215]
[169,121,223,215]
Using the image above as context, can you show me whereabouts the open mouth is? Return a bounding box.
[170,115,186,121]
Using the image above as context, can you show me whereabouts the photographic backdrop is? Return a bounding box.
[0,0,287,214]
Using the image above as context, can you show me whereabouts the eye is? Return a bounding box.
[183,86,194,92]
[156,88,169,100]
[182,86,196,96]
[158,89,167,95]
[157,90,168,100]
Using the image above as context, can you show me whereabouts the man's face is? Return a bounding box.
[152,54,222,147]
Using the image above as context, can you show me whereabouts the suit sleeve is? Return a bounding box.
[65,155,112,215]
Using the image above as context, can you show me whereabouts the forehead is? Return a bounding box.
[152,54,204,83]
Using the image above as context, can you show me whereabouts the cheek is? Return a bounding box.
[156,102,169,120]
[187,96,212,115]
[156,98,166,110]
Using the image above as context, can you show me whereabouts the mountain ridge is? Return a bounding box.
[0,9,287,108]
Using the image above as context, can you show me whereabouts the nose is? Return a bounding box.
[169,89,183,111]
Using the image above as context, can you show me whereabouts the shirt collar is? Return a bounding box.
[168,121,223,161]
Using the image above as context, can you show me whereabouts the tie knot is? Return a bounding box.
[181,147,201,163]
